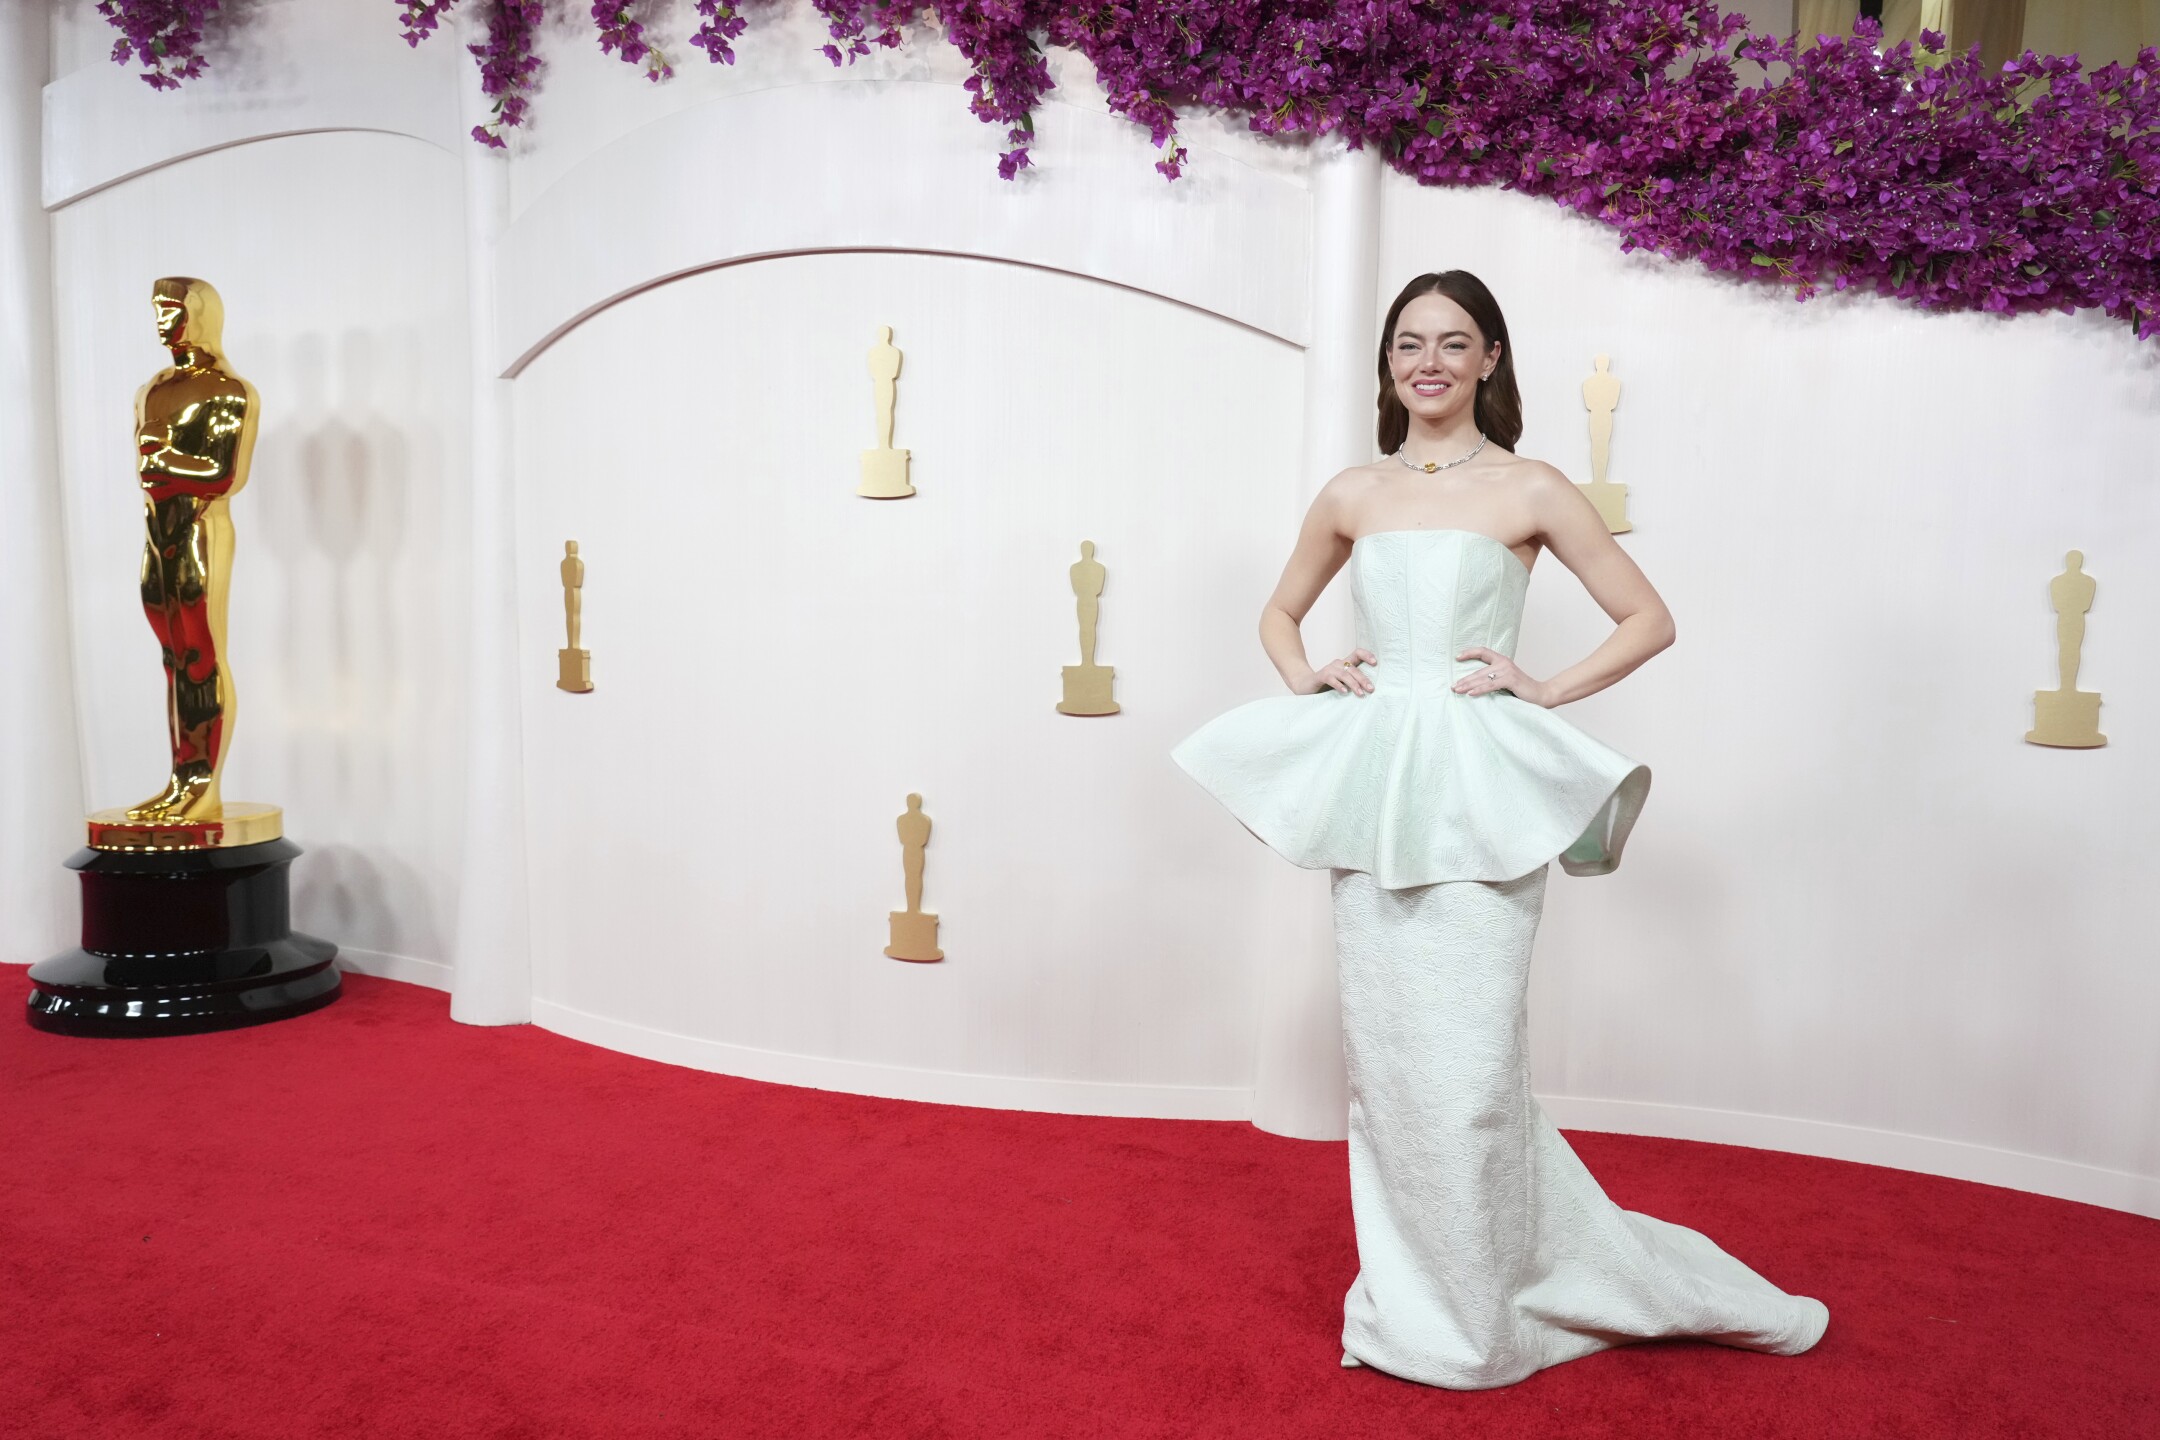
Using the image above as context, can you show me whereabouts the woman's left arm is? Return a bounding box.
[1455,461,1675,709]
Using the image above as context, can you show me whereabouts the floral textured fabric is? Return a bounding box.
[1331,866,1828,1388]
[1172,529,1650,888]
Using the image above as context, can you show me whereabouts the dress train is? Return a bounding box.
[1330,865,1829,1389]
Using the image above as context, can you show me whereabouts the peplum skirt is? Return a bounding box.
[1171,687,1650,889]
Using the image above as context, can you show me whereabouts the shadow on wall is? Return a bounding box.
[248,326,455,961]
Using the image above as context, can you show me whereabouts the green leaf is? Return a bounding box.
[2022,263,2045,276]
[1833,139,1853,154]
[1537,157,1554,175]
[1750,254,1778,267]
[2094,209,2115,227]
[1426,116,1448,138]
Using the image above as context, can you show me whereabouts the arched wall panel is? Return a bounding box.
[41,0,460,209]
[512,249,1306,1113]
[493,81,1313,377]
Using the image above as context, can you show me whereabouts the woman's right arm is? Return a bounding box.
[1259,473,1376,696]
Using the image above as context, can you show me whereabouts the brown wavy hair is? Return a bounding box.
[1375,271,1523,455]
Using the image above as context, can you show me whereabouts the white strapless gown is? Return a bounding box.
[1172,529,1828,1389]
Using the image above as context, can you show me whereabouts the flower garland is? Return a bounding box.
[95,1,2160,336]
[97,0,220,90]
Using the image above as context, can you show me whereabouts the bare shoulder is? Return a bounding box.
[1488,453,1585,530]
[1312,461,1390,534]
[1498,452,1573,499]
[1326,458,1396,496]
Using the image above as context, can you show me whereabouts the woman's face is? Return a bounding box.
[1388,291,1496,426]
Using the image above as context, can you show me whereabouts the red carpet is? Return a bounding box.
[2,970,2153,1439]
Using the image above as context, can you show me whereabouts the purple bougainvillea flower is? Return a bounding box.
[95,1,2160,338]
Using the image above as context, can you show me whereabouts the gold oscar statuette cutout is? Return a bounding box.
[857,324,914,499]
[87,277,282,852]
[2025,550,2104,748]
[557,540,594,693]
[1579,354,1632,534]
[1057,540,1120,716]
[885,793,944,962]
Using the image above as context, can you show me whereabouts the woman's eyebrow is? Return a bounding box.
[1394,330,1474,342]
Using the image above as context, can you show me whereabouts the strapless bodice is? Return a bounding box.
[1171,529,1650,888]
[1348,530,1533,699]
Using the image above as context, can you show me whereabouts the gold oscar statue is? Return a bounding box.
[558,540,594,693]
[857,324,914,499]
[884,793,943,962]
[28,277,340,1036]
[2026,550,2105,748]
[1057,540,1120,716]
[90,277,280,851]
[1579,354,1632,534]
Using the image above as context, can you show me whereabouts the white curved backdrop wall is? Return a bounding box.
[515,251,1302,1112]
[9,0,2153,1216]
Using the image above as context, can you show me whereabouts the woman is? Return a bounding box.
[1171,271,1829,1389]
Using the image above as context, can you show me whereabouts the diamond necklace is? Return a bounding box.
[1393,432,1488,474]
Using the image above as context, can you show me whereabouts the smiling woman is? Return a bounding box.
[1379,270,1524,463]
[1170,269,1832,1388]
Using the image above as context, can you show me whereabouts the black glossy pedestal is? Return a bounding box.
[26,838,339,1037]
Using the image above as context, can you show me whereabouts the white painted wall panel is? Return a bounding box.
[494,81,1312,376]
[0,0,80,968]
[50,131,472,970]
[500,4,1313,219]
[42,0,459,207]
[514,250,1302,1102]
